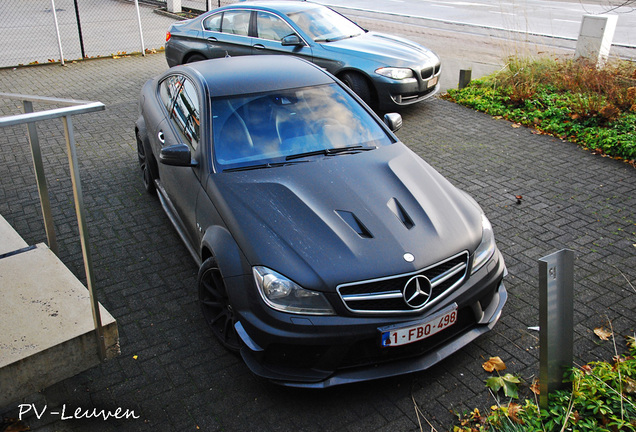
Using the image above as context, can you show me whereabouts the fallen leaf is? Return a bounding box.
[530,378,540,395]
[485,374,520,398]
[482,356,507,372]
[511,123,521,128]
[133,355,138,360]
[594,327,612,340]
[507,402,523,424]
[581,364,593,374]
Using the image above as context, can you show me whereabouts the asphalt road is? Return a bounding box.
[317,0,636,47]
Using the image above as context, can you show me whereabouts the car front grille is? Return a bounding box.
[337,251,469,315]
[420,63,441,80]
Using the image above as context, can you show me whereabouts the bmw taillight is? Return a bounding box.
[166,32,171,42]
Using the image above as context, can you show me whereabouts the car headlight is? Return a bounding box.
[253,266,335,315]
[375,67,415,81]
[472,214,496,274]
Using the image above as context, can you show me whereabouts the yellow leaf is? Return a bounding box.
[624,376,636,394]
[511,123,521,128]
[482,356,506,372]
[530,378,540,395]
[594,327,612,340]
[133,355,138,360]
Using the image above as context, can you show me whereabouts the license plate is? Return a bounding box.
[380,305,457,347]
[427,76,438,88]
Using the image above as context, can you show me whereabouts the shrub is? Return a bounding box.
[443,56,636,162]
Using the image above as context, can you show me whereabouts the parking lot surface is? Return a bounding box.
[1,34,635,432]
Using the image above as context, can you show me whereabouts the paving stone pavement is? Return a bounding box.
[1,22,635,432]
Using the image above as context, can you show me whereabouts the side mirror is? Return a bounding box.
[281,34,303,46]
[160,144,197,167]
[383,113,402,133]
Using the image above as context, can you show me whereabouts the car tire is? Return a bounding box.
[185,53,207,64]
[198,257,242,352]
[136,130,156,195]
[341,72,372,107]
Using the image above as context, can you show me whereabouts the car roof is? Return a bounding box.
[220,0,323,14]
[178,55,335,97]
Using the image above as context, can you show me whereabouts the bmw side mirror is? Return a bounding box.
[383,113,402,132]
[281,34,303,46]
[160,143,197,167]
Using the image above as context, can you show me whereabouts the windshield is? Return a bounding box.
[286,7,364,42]
[211,83,393,172]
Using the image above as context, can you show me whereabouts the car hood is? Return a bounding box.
[207,144,482,292]
[319,31,439,67]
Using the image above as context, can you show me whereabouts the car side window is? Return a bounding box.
[159,75,200,151]
[171,78,200,150]
[203,12,222,32]
[159,75,183,114]
[220,10,251,36]
[256,12,293,41]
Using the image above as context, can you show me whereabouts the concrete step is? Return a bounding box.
[0,214,119,407]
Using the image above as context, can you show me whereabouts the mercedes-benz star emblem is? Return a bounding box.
[402,275,432,309]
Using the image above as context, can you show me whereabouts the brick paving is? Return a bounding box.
[1,15,635,432]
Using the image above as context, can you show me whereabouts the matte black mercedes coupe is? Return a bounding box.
[164,1,441,110]
[135,55,507,388]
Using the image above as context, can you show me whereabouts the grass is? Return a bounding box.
[442,56,636,165]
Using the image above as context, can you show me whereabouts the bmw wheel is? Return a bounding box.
[185,53,207,64]
[341,72,372,107]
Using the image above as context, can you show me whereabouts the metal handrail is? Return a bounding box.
[0,93,107,360]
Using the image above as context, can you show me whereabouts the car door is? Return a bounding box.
[153,74,204,249]
[201,9,253,59]
[251,11,313,61]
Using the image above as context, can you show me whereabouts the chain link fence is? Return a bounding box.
[0,0,232,69]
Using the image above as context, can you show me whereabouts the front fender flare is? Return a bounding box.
[200,225,246,279]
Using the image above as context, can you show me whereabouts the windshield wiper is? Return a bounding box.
[316,34,360,43]
[285,145,376,161]
[223,160,308,172]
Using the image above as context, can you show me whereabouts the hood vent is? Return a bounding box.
[387,198,414,230]
[335,210,373,239]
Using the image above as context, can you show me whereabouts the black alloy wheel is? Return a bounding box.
[198,257,241,352]
[136,131,155,194]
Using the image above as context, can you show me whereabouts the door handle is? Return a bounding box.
[158,130,165,144]
[207,37,218,42]
[253,44,265,50]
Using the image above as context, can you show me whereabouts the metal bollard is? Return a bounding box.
[538,249,574,409]
[458,69,472,89]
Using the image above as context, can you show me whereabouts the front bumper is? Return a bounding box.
[375,66,442,110]
[232,251,507,388]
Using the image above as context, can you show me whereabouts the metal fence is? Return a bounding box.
[0,0,230,69]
